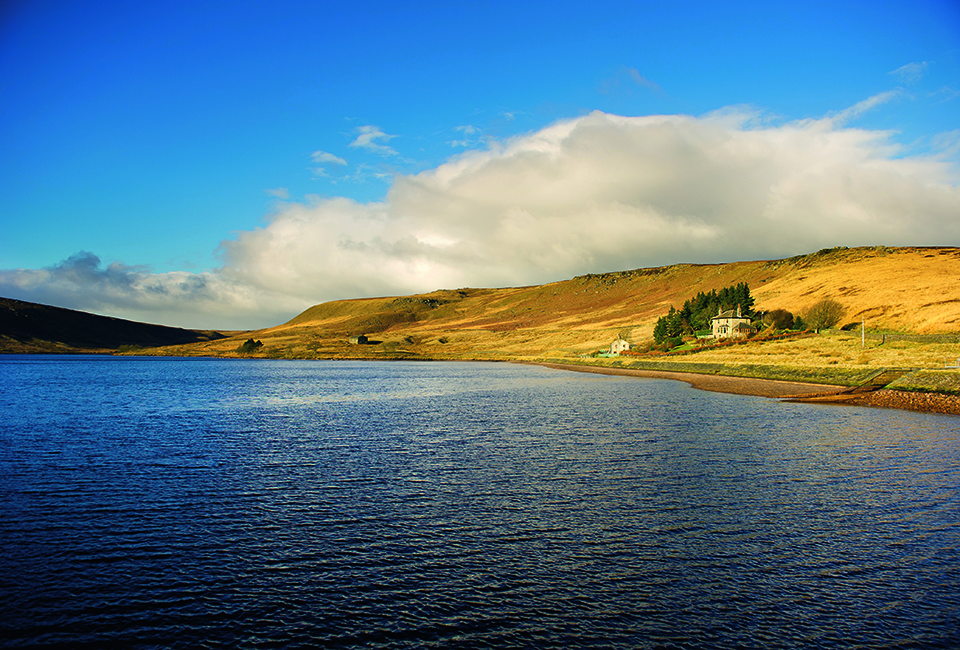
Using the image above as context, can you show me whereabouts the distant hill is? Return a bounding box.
[137,245,960,360]
[6,246,960,359]
[0,297,232,353]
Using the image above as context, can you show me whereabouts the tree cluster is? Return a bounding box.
[653,283,755,343]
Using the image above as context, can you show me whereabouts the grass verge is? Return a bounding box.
[887,370,960,395]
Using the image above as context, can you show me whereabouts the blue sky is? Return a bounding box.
[2,0,959,328]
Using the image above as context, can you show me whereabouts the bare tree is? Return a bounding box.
[806,299,844,332]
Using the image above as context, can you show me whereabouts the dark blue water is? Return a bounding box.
[1,356,958,649]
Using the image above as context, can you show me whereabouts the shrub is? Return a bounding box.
[763,309,794,330]
[237,339,263,354]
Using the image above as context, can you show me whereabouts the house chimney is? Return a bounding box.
[736,305,741,317]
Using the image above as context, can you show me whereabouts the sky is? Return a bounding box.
[1,0,959,329]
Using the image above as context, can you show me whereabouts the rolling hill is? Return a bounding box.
[0,297,231,354]
[119,245,960,361]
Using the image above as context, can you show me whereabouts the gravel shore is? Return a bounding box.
[534,362,960,416]
[534,362,846,398]
[842,389,960,416]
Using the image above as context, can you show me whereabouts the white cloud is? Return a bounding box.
[3,104,959,329]
[450,124,481,147]
[309,150,348,177]
[265,187,290,199]
[349,125,398,156]
[599,67,665,98]
[826,90,901,126]
[311,150,347,165]
[890,61,929,84]
[0,252,305,329]
[931,86,960,103]
[227,109,959,312]
[932,129,960,158]
[626,68,664,96]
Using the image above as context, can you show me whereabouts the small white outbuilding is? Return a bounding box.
[610,335,631,355]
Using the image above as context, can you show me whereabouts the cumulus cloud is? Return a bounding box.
[349,125,397,156]
[3,105,959,329]
[221,110,959,311]
[0,252,306,329]
[222,109,960,303]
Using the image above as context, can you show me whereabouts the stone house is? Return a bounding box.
[711,306,753,340]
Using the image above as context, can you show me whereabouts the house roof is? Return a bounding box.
[712,308,749,320]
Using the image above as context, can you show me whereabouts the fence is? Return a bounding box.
[825,329,960,344]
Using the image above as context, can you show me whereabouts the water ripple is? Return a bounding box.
[1,357,959,648]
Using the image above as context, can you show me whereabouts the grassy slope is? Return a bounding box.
[138,246,960,390]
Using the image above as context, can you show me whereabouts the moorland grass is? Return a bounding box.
[887,370,960,395]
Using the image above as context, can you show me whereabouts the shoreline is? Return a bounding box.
[532,362,847,398]
[532,362,960,416]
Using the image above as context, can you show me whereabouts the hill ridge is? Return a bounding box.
[0,297,231,353]
[3,246,960,357]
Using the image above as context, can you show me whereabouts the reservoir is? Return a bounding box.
[1,356,958,648]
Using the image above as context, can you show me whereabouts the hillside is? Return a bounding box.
[140,246,960,361]
[0,297,232,353]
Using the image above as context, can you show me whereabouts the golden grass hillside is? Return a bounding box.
[149,246,960,367]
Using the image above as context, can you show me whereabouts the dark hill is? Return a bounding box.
[0,297,231,353]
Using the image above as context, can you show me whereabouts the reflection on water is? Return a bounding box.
[1,356,958,648]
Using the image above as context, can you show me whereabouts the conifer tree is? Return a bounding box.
[652,283,755,343]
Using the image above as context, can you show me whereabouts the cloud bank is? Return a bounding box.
[3,107,958,329]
